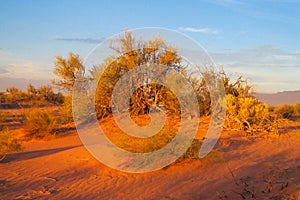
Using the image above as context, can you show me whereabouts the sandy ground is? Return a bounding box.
[1,119,300,199]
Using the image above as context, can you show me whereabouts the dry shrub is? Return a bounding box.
[0,111,8,123]
[0,127,21,162]
[24,107,57,138]
[0,111,9,131]
[91,31,183,119]
[274,104,295,119]
[294,102,300,114]
[59,95,73,123]
[226,94,272,133]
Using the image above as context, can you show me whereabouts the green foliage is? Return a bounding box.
[24,108,57,138]
[0,127,21,162]
[274,104,295,119]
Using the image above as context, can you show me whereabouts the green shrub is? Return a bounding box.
[0,127,21,162]
[275,104,295,119]
[24,108,57,138]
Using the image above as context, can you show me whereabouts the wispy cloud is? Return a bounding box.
[211,45,300,92]
[54,37,104,44]
[1,63,52,80]
[0,50,52,80]
[0,68,9,74]
[178,27,221,35]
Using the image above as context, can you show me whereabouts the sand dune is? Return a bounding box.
[1,124,300,199]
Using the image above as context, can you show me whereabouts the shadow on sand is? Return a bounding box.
[1,145,82,163]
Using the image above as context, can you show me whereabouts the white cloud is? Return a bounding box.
[178,27,221,35]
[211,45,300,92]
[0,50,52,80]
[53,36,104,44]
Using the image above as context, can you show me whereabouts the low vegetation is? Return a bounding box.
[24,107,57,138]
[274,104,297,119]
[0,110,8,124]
[0,127,21,162]
[0,84,63,106]
[59,95,74,123]
[1,31,300,161]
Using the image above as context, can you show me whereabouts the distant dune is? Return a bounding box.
[255,90,300,106]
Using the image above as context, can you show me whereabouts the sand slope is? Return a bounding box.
[1,128,300,199]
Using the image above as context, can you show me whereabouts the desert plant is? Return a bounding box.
[91,31,184,118]
[226,94,271,132]
[52,52,85,93]
[24,107,57,138]
[26,83,38,100]
[6,86,26,102]
[275,104,295,119]
[268,105,276,112]
[37,85,64,104]
[294,102,300,114]
[0,111,8,123]
[0,127,21,162]
[59,95,74,123]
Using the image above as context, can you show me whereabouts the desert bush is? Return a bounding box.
[274,104,295,119]
[59,95,74,123]
[268,105,276,112]
[226,94,271,132]
[193,69,253,116]
[37,85,64,104]
[294,102,300,114]
[52,52,85,93]
[0,111,8,123]
[54,31,277,137]
[6,87,26,102]
[0,127,21,162]
[24,107,57,138]
[90,31,183,119]
[26,83,38,100]
[1,84,64,105]
[0,111,8,131]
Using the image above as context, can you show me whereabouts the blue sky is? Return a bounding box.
[0,0,300,92]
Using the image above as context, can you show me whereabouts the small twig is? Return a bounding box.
[42,176,57,182]
[226,161,239,186]
[0,154,7,162]
[232,190,246,199]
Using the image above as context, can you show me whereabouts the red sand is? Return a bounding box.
[1,119,300,199]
